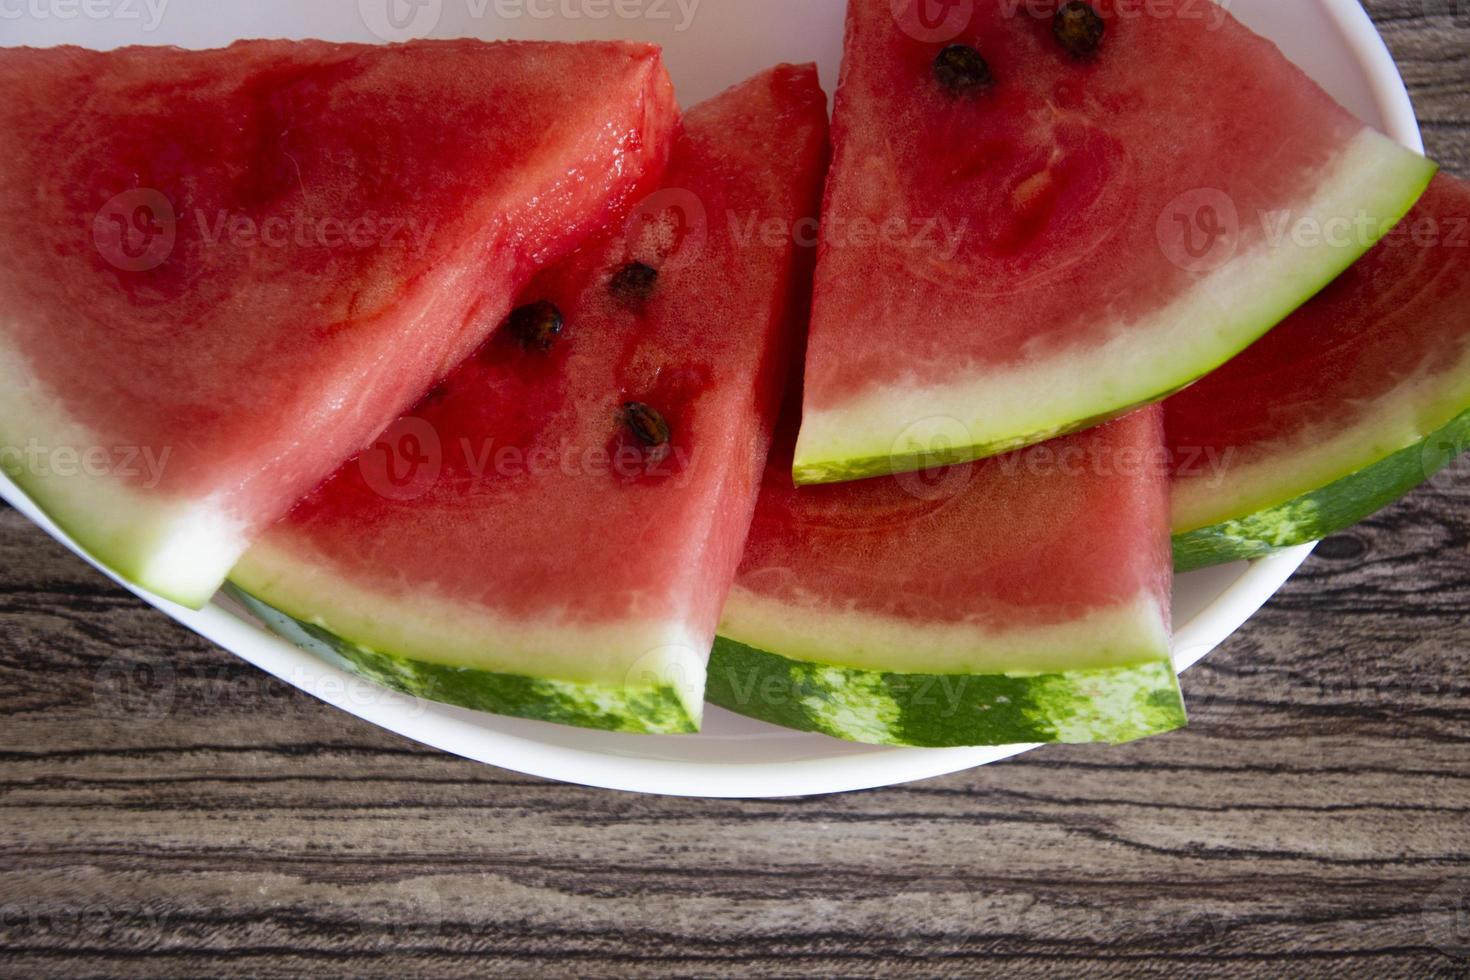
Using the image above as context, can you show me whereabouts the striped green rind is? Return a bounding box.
[1174,406,1470,572]
[228,585,700,736]
[706,636,1186,748]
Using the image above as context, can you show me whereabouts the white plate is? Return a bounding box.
[0,0,1424,797]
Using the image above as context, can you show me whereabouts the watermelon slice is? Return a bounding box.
[228,65,831,735]
[1169,172,1470,570]
[708,406,1185,748]
[792,0,1437,485]
[0,39,677,608]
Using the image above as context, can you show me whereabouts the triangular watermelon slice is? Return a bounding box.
[0,39,677,608]
[228,66,831,735]
[792,0,1437,484]
[1169,172,1470,570]
[709,405,1183,747]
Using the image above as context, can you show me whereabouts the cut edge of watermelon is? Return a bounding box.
[0,335,246,608]
[228,544,706,735]
[1173,398,1470,572]
[1173,336,1470,533]
[720,585,1172,675]
[709,587,1181,747]
[792,133,1438,485]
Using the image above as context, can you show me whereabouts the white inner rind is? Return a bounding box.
[231,538,709,723]
[0,328,246,608]
[1173,334,1470,532]
[794,132,1437,481]
[718,585,1173,676]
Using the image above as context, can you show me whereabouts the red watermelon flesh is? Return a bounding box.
[793,0,1436,484]
[230,66,831,734]
[1168,171,1470,569]
[0,40,677,607]
[707,404,1183,747]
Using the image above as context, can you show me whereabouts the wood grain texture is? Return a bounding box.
[1,3,1468,976]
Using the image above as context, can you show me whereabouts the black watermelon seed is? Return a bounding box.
[622,401,671,458]
[610,261,660,306]
[1054,2,1105,60]
[505,300,564,352]
[933,44,993,95]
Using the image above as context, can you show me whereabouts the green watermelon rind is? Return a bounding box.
[793,137,1438,486]
[227,585,701,736]
[1173,404,1470,571]
[706,636,1187,748]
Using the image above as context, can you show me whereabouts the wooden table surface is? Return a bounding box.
[2,3,1469,976]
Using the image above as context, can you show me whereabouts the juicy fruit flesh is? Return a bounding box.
[234,66,831,716]
[0,39,677,603]
[726,407,1173,670]
[798,0,1433,479]
[1168,172,1470,538]
[813,0,1367,394]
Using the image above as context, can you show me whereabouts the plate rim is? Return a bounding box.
[0,0,1426,797]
